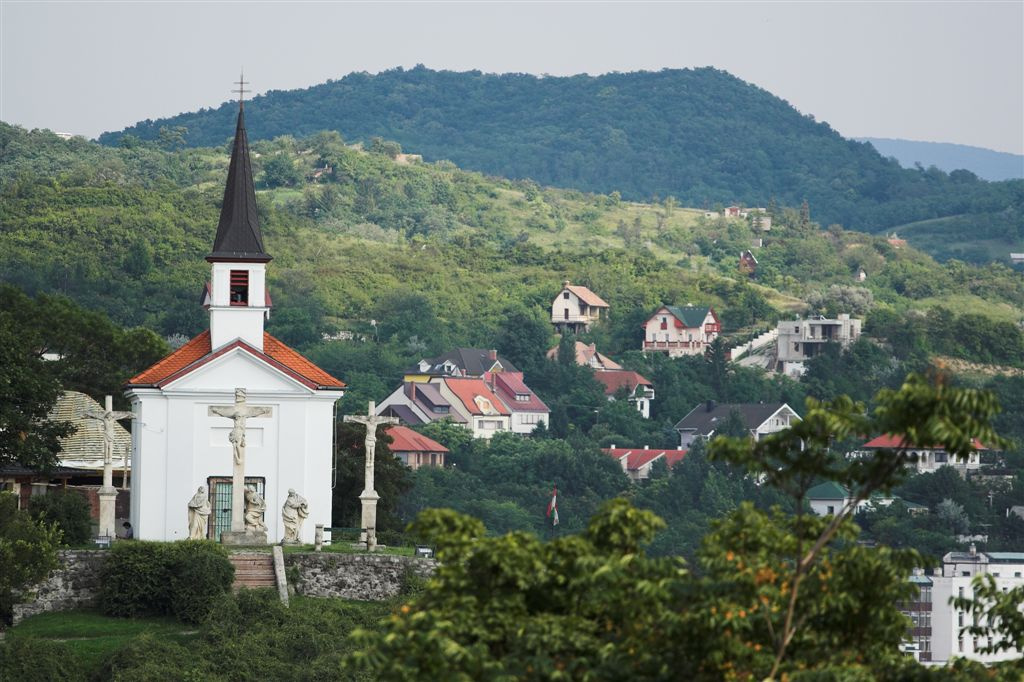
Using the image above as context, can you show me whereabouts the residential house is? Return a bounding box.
[806,481,899,516]
[775,314,862,378]
[486,371,550,434]
[674,401,800,449]
[376,381,466,427]
[551,280,610,333]
[755,215,772,231]
[1011,253,1024,265]
[858,434,985,474]
[856,266,867,282]
[409,348,515,380]
[642,305,721,357]
[546,341,622,370]
[434,377,512,439]
[917,547,1024,665]
[739,249,758,277]
[887,233,908,248]
[593,370,655,419]
[603,446,687,481]
[386,425,448,470]
[0,465,82,511]
[723,205,743,218]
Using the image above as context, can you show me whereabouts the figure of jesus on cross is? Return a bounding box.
[209,388,272,541]
[343,401,397,550]
[82,396,134,539]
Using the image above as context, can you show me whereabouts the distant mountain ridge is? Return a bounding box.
[99,67,1021,252]
[857,138,1024,182]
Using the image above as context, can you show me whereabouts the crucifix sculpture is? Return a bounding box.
[209,388,272,542]
[343,401,397,550]
[82,396,134,539]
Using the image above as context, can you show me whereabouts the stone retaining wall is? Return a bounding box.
[285,553,436,601]
[12,550,108,625]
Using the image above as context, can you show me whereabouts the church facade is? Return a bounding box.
[124,105,344,543]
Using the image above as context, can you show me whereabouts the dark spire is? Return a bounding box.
[207,84,271,263]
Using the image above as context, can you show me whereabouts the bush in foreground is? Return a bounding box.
[28,491,93,545]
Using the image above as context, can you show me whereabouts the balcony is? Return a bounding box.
[643,340,704,351]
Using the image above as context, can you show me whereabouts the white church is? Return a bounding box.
[124,104,345,543]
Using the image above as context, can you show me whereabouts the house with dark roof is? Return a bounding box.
[858,434,985,474]
[674,401,800,448]
[408,348,516,380]
[551,280,610,333]
[593,370,655,419]
[806,481,898,517]
[386,425,448,470]
[643,305,721,357]
[375,382,466,426]
[603,446,687,481]
[487,372,549,434]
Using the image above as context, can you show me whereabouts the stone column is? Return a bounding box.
[97,396,119,539]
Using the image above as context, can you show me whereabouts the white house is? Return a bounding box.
[858,434,985,474]
[904,548,1024,666]
[603,446,687,481]
[805,481,896,517]
[643,305,721,357]
[487,372,549,434]
[124,106,344,544]
[433,377,512,439]
[674,401,800,449]
[776,314,862,378]
[593,370,655,419]
[551,280,609,334]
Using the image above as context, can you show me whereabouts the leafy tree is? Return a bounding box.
[0,492,63,623]
[262,152,303,188]
[28,491,92,545]
[332,421,413,533]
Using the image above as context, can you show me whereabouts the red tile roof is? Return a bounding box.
[566,285,609,308]
[126,331,344,390]
[442,378,510,416]
[593,370,653,397]
[603,448,687,471]
[386,425,449,453]
[862,434,986,450]
[545,342,622,370]
[490,372,549,413]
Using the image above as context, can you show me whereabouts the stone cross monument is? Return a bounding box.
[82,396,133,540]
[343,401,397,550]
[209,388,272,544]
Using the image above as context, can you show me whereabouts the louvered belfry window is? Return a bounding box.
[230,270,249,306]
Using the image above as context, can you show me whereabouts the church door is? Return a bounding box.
[206,476,266,540]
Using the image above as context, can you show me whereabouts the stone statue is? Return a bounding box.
[281,488,309,544]
[244,487,267,533]
[81,396,134,539]
[208,388,272,542]
[188,486,211,540]
[343,401,398,549]
[209,388,272,466]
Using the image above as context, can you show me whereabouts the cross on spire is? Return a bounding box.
[233,71,249,109]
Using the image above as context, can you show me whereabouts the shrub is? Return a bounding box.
[0,492,62,624]
[99,540,233,623]
[94,632,204,682]
[0,638,85,681]
[28,491,93,545]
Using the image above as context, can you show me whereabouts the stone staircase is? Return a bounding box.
[229,552,277,590]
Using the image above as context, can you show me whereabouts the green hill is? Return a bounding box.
[3,121,1023,375]
[97,67,1023,262]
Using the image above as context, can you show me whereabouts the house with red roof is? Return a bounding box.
[486,372,550,434]
[124,104,344,543]
[545,341,622,371]
[386,425,448,470]
[603,446,687,481]
[551,280,609,334]
[593,370,655,419]
[643,305,721,357]
[434,377,512,439]
[859,434,986,474]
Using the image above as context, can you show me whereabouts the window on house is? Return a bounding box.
[564,309,569,320]
[230,270,249,306]
[827,505,835,515]
[794,342,800,352]
[516,393,529,402]
[563,291,570,299]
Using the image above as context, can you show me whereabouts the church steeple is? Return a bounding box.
[207,93,271,263]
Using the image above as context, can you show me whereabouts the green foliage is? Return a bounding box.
[0,637,85,682]
[100,67,1023,263]
[28,491,93,545]
[99,541,233,623]
[333,422,413,532]
[0,492,62,624]
[953,574,1024,656]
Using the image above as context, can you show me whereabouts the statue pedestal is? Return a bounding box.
[97,486,118,539]
[221,530,268,546]
[359,490,379,551]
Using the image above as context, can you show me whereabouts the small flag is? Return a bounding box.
[547,485,559,526]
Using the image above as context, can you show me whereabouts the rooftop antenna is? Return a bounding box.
[232,70,250,110]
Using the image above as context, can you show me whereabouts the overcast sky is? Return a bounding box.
[2,1,1021,154]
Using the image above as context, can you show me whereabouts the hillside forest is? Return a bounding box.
[2,120,1024,565]
[99,66,1024,264]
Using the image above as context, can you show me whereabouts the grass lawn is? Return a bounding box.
[8,609,199,677]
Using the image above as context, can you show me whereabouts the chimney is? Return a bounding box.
[563,280,571,288]
[644,445,649,450]
[610,444,616,450]
[706,400,716,413]
[488,349,497,361]
[969,542,977,557]
[405,382,415,399]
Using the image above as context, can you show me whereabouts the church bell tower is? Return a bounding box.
[205,89,272,352]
